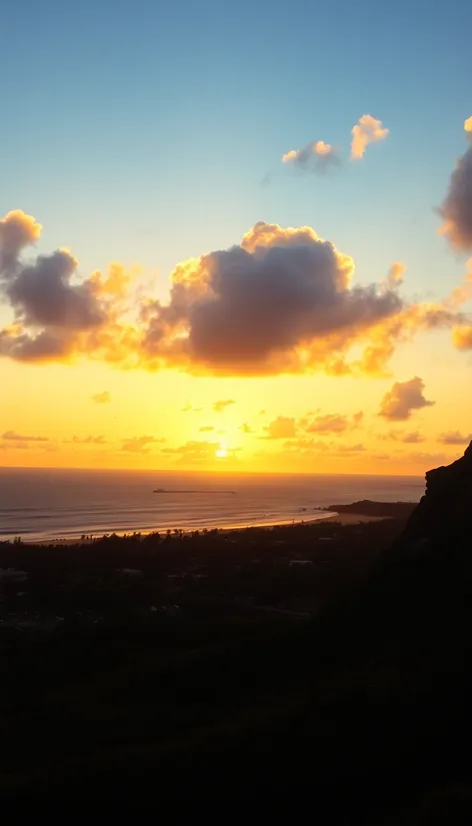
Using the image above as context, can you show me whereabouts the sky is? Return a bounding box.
[1,0,472,474]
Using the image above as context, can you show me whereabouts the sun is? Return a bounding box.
[216,442,228,458]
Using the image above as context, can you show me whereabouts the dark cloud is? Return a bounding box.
[1,213,469,377]
[91,391,110,404]
[240,422,253,434]
[438,430,472,445]
[378,377,434,421]
[6,250,106,329]
[213,399,235,412]
[0,210,131,364]
[439,125,472,250]
[2,430,49,442]
[139,222,402,375]
[121,435,165,453]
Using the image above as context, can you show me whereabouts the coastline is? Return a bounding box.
[22,511,387,546]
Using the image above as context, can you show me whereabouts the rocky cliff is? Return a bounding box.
[399,440,472,546]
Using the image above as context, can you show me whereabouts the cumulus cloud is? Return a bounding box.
[350,115,389,160]
[438,121,472,250]
[0,210,135,363]
[264,416,297,439]
[140,221,403,375]
[282,140,340,173]
[122,435,165,453]
[91,391,110,404]
[378,376,434,421]
[2,430,49,442]
[438,430,472,445]
[213,399,235,412]
[1,212,470,377]
[0,210,42,275]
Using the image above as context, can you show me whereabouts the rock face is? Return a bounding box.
[398,440,472,546]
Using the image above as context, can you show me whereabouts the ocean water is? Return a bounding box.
[0,467,425,543]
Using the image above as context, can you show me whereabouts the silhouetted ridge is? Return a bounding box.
[397,440,472,546]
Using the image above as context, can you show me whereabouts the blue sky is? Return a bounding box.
[3,0,471,296]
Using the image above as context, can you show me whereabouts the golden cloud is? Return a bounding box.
[1,213,470,377]
[350,115,389,160]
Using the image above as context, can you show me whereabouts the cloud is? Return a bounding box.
[438,430,472,445]
[386,262,406,289]
[121,435,165,453]
[382,430,425,443]
[213,399,235,412]
[199,425,215,432]
[378,376,434,421]
[161,440,238,462]
[0,210,42,275]
[264,416,297,439]
[0,210,135,363]
[140,222,402,375]
[71,435,106,444]
[304,412,363,434]
[240,422,253,434]
[2,430,49,442]
[350,115,389,160]
[91,391,110,404]
[452,324,472,350]
[283,438,366,455]
[282,141,340,173]
[1,213,469,378]
[438,121,472,250]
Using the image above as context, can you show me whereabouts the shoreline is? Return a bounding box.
[13,511,388,547]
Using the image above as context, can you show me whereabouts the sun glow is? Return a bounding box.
[216,442,228,458]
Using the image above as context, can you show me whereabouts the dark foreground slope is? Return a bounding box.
[1,448,472,822]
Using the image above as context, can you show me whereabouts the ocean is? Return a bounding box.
[0,467,425,543]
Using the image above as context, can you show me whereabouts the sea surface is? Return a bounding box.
[0,467,425,543]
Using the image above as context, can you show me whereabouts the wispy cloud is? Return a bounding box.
[2,430,49,442]
[71,435,106,444]
[213,399,235,412]
[438,430,472,445]
[121,435,165,453]
[91,391,110,404]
